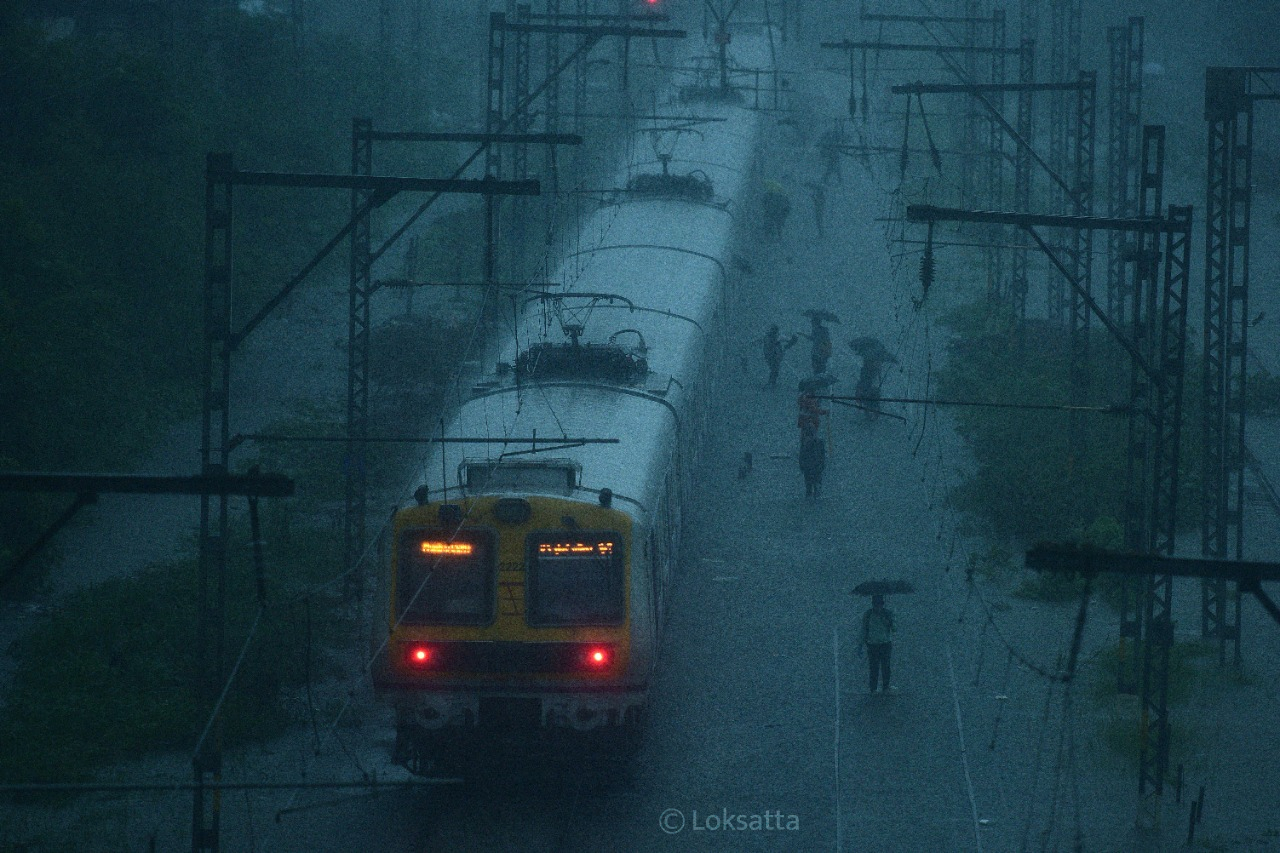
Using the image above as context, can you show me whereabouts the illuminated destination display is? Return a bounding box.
[538,541,615,557]
[420,541,475,556]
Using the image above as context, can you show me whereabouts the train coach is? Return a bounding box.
[372,31,775,774]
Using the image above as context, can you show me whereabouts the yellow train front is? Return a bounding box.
[373,489,650,771]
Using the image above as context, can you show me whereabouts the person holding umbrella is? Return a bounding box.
[796,376,832,498]
[854,580,912,693]
[801,309,839,375]
[762,324,799,387]
[849,336,898,420]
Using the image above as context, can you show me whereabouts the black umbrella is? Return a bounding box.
[849,336,894,360]
[803,309,841,324]
[852,579,915,596]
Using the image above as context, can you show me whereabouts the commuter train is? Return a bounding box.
[372,30,774,773]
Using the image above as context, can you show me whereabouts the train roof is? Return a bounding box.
[413,31,776,517]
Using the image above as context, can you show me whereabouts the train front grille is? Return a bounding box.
[478,697,542,730]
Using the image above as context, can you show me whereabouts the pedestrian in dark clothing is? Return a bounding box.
[762,180,791,239]
[803,317,833,375]
[851,340,898,420]
[804,181,826,238]
[860,594,895,692]
[855,359,882,417]
[818,129,844,186]
[763,324,799,387]
[798,434,826,498]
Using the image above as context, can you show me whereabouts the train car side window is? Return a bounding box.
[525,531,625,626]
[396,529,496,625]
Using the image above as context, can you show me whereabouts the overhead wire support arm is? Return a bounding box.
[205,161,539,349]
[860,12,1002,25]
[231,434,619,447]
[203,167,539,196]
[1026,546,1280,628]
[812,395,1129,414]
[820,40,1021,55]
[364,131,583,145]
[821,39,1079,200]
[906,202,1191,380]
[525,11,671,22]
[890,80,1093,95]
[905,203,1184,235]
[0,471,294,588]
[500,21,685,39]
[0,471,295,497]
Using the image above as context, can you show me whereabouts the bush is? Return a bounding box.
[937,303,1128,544]
[0,7,474,584]
[0,520,348,785]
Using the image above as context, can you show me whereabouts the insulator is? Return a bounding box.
[920,249,936,295]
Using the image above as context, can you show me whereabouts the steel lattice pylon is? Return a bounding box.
[1117,126,1165,696]
[1138,201,1192,830]
[961,0,981,208]
[1106,18,1143,325]
[985,9,1007,303]
[544,0,562,201]
[1065,70,1096,523]
[514,4,532,182]
[344,120,374,603]
[486,12,507,287]
[195,151,234,853]
[1200,67,1263,665]
[1011,39,1034,322]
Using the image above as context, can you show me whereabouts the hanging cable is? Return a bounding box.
[899,93,913,180]
[915,92,943,175]
[989,648,1014,751]
[848,49,858,119]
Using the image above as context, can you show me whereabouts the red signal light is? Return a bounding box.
[405,644,434,668]
[584,646,612,669]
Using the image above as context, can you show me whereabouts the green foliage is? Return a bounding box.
[964,544,1014,582]
[1090,639,1214,707]
[409,205,487,284]
[1247,367,1280,416]
[937,302,1129,544]
[1091,640,1213,764]
[0,520,348,785]
[0,9,476,581]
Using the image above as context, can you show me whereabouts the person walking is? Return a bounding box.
[850,338,898,420]
[804,181,826,238]
[860,594,895,693]
[762,180,791,239]
[818,128,844,186]
[798,433,826,498]
[763,324,798,387]
[804,315,833,375]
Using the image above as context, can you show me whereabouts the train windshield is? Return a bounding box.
[396,529,495,625]
[526,532,625,626]
[463,460,578,494]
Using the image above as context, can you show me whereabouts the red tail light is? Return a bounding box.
[583,645,613,670]
[405,643,435,668]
